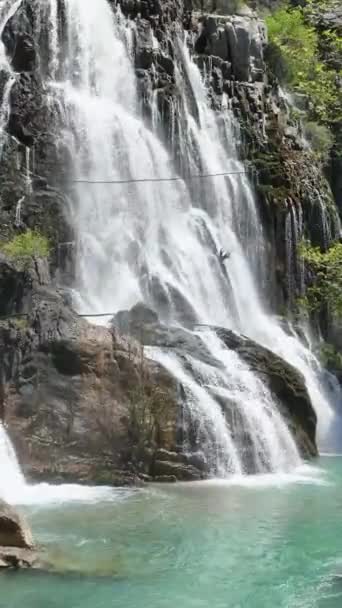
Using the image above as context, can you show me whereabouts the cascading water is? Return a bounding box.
[0,0,23,157]
[39,0,341,475]
[0,0,340,485]
[285,201,305,305]
[0,424,25,495]
[36,0,334,477]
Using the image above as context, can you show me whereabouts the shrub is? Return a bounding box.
[0,230,50,261]
[266,5,341,124]
[319,343,342,371]
[303,120,334,162]
[298,240,342,317]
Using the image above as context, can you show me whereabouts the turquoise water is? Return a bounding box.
[2,458,342,608]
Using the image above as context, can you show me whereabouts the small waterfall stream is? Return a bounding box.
[0,0,340,487]
[0,0,23,157]
[0,424,25,492]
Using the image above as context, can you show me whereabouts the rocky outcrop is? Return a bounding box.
[0,259,193,483]
[214,327,317,457]
[0,499,33,549]
[114,303,318,458]
[0,499,39,569]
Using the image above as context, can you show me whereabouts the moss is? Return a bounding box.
[13,317,29,330]
[0,230,50,261]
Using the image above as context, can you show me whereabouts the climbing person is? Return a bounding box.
[218,247,231,264]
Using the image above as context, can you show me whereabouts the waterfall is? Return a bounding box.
[0,0,340,481]
[42,0,309,476]
[285,202,305,305]
[0,1,24,157]
[0,424,25,496]
[37,0,340,474]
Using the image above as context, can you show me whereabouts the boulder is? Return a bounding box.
[113,302,218,366]
[0,499,33,549]
[0,546,40,569]
[0,262,182,485]
[0,499,39,569]
[152,459,203,481]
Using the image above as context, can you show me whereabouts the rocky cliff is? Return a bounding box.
[0,0,336,483]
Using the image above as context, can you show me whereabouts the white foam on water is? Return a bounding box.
[164,464,330,489]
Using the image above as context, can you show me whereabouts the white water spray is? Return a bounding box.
[0,425,25,493]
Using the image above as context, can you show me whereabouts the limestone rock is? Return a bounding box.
[152,459,203,481]
[0,499,33,549]
[0,546,40,569]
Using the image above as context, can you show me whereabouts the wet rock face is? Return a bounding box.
[214,327,317,458]
[0,0,73,276]
[114,304,318,459]
[0,260,190,484]
[195,14,266,83]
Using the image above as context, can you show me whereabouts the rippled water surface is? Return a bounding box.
[2,457,342,608]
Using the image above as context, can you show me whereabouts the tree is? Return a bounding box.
[298,240,342,317]
[266,4,341,124]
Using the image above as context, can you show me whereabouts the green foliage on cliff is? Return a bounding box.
[266,4,341,125]
[298,240,342,317]
[303,121,335,161]
[320,342,342,371]
[0,230,50,261]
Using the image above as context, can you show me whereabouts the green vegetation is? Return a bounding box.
[298,240,342,317]
[0,229,50,261]
[303,121,334,162]
[319,342,342,371]
[266,3,341,126]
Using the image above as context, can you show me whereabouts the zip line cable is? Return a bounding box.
[23,168,248,186]
[2,166,252,321]
[0,311,117,320]
[72,170,248,184]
